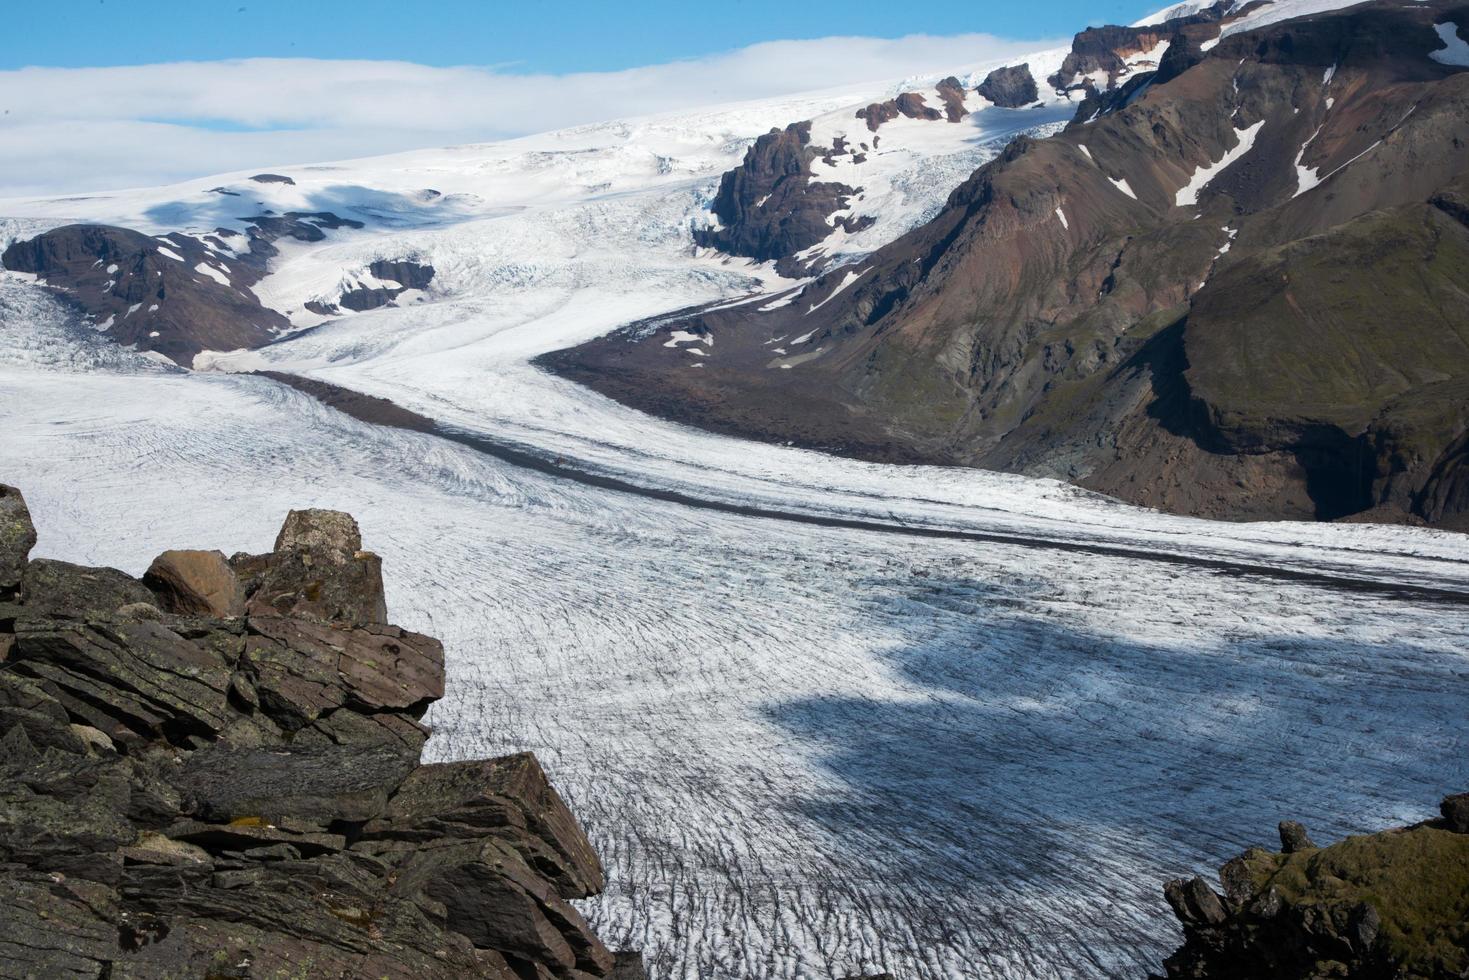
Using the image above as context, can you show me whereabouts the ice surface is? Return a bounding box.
[1216,0,1370,40]
[1,42,1467,980]
[1430,21,1469,67]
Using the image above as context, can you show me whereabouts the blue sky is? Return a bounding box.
[7,0,1156,72]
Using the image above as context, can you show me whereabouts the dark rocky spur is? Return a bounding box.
[0,212,370,366]
[0,481,644,980]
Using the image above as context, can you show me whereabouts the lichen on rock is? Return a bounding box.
[1158,805,1469,979]
[0,487,643,980]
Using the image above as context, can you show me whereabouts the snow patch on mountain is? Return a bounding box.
[1177,119,1266,206]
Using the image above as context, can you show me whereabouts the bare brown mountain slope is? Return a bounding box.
[544,0,1469,528]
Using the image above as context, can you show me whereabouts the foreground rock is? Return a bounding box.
[0,482,642,979]
[1157,796,1469,979]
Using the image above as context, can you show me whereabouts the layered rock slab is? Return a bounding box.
[0,484,640,980]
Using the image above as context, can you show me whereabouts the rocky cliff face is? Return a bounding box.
[0,224,288,365]
[0,211,399,366]
[315,257,438,315]
[1046,0,1241,95]
[547,0,1469,529]
[1158,796,1469,979]
[0,483,644,980]
[976,64,1039,108]
[691,121,873,277]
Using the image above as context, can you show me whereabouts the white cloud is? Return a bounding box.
[0,32,1057,197]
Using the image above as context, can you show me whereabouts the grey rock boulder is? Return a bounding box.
[976,63,1039,108]
[0,486,626,979]
[10,620,237,743]
[1164,876,1228,926]
[242,615,442,736]
[394,837,614,976]
[233,510,389,624]
[18,559,153,620]
[0,483,35,591]
[0,872,118,979]
[173,741,418,826]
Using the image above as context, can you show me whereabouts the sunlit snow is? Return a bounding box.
[1175,120,1264,206]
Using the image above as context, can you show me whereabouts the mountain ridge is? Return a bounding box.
[544,0,1469,528]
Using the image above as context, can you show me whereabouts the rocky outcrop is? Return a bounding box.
[1157,796,1469,979]
[0,484,34,591]
[935,76,970,122]
[976,64,1039,108]
[855,91,943,131]
[0,225,288,365]
[692,72,994,273]
[548,0,1469,529]
[236,211,366,272]
[0,210,369,365]
[1047,0,1241,95]
[0,482,642,979]
[691,121,871,276]
[324,257,438,314]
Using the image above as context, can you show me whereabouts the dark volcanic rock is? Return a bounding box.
[693,76,976,270]
[935,76,970,121]
[611,951,652,980]
[691,121,869,274]
[249,172,296,185]
[10,618,239,743]
[856,91,942,131]
[1048,0,1237,92]
[238,211,366,272]
[364,753,605,898]
[337,256,437,314]
[232,508,390,624]
[175,741,419,825]
[1159,796,1469,979]
[0,487,642,979]
[370,257,433,291]
[0,483,35,592]
[18,559,154,619]
[0,224,288,365]
[977,63,1039,108]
